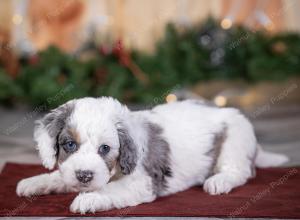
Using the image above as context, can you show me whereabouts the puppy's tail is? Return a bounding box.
[255,144,289,168]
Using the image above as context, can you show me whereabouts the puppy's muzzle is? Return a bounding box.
[75,170,94,183]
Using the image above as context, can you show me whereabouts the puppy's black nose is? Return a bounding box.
[75,170,94,183]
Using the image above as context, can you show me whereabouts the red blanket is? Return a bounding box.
[0,163,299,218]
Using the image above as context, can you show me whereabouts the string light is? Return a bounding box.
[12,14,23,25]
[166,94,177,103]
[214,95,227,107]
[220,0,243,30]
[220,18,232,30]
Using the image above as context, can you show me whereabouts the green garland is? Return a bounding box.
[0,18,300,107]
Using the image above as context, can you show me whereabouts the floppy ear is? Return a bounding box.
[34,102,74,169]
[117,125,138,175]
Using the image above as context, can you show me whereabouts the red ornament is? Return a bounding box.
[112,39,123,56]
[110,39,149,85]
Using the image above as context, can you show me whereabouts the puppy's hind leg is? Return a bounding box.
[204,111,257,195]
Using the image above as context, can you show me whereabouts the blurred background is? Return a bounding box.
[0,0,299,169]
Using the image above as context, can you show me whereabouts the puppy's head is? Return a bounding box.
[34,97,137,191]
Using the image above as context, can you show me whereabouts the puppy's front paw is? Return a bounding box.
[16,177,41,197]
[16,174,52,197]
[70,192,112,214]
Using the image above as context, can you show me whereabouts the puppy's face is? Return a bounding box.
[57,117,119,192]
[34,97,137,192]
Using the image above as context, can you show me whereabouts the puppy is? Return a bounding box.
[16,97,288,213]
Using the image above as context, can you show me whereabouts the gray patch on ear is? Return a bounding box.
[42,103,74,138]
[143,122,172,195]
[40,102,74,158]
[117,127,137,175]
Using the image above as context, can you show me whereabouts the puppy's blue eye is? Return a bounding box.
[98,144,110,155]
[63,141,77,153]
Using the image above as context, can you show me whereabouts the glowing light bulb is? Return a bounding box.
[12,14,23,25]
[221,18,232,30]
[214,95,227,107]
[166,94,177,103]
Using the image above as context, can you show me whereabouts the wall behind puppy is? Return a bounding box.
[1,0,300,53]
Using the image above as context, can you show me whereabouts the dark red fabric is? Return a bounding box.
[0,163,299,218]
